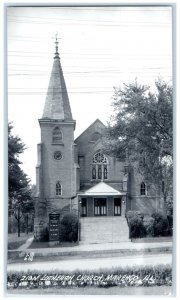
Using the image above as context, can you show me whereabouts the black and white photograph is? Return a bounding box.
[5,3,174,296]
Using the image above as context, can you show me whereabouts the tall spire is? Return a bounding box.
[42,34,73,120]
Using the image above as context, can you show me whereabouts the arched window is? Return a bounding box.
[92,151,108,180]
[140,182,146,195]
[92,166,96,179]
[90,132,101,142]
[98,165,102,179]
[52,127,62,144]
[56,181,62,196]
[104,165,108,179]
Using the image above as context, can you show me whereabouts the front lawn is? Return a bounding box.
[8,233,33,250]
[28,241,78,249]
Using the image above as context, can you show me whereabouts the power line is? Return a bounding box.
[7,13,170,21]
[8,68,172,74]
[9,87,114,90]
[9,91,114,94]
[8,15,171,26]
[8,55,172,61]
[8,74,172,78]
[8,18,171,27]
[7,81,172,95]
[8,50,171,58]
[8,63,171,69]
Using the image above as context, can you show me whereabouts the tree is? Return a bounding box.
[103,79,173,210]
[8,123,34,235]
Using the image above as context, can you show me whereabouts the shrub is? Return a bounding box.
[167,215,173,236]
[126,210,144,224]
[60,213,78,242]
[129,215,146,239]
[151,212,169,237]
[143,217,155,237]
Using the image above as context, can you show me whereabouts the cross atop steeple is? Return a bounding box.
[52,32,61,59]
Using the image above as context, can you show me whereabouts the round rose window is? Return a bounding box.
[54,151,62,160]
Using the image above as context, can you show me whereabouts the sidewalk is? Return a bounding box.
[8,237,172,261]
[7,252,172,272]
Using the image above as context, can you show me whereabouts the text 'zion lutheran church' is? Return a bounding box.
[34,38,164,244]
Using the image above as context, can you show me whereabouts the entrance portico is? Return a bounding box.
[78,182,127,218]
[78,182,129,244]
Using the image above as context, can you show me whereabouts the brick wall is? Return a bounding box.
[75,120,125,190]
[128,162,164,214]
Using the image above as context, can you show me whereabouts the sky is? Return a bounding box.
[7,5,173,184]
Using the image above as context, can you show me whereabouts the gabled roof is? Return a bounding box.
[42,45,73,121]
[82,182,126,196]
[75,119,106,142]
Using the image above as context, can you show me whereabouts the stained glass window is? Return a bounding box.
[93,152,107,164]
[92,166,96,179]
[104,165,108,179]
[98,165,102,179]
[92,152,108,180]
[56,181,62,196]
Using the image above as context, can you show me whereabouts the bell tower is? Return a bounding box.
[34,36,76,241]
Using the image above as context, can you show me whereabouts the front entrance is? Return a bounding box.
[94,198,107,216]
[81,198,87,217]
[114,198,121,216]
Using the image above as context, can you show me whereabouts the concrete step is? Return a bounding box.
[79,216,130,244]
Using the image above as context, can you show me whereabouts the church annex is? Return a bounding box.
[34,39,164,244]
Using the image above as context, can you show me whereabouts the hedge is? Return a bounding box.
[60,213,78,242]
[126,210,146,239]
[151,212,169,237]
[126,210,172,239]
[143,217,154,237]
[7,264,172,289]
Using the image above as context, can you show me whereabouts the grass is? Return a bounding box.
[8,232,33,250]
[6,285,172,295]
[28,241,78,249]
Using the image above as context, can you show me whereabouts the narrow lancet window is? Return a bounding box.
[140,182,146,195]
[52,127,62,144]
[56,181,62,196]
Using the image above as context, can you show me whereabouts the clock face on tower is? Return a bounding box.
[53,151,62,160]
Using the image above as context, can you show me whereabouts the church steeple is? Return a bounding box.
[42,35,73,120]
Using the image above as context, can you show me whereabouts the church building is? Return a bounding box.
[34,38,164,244]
